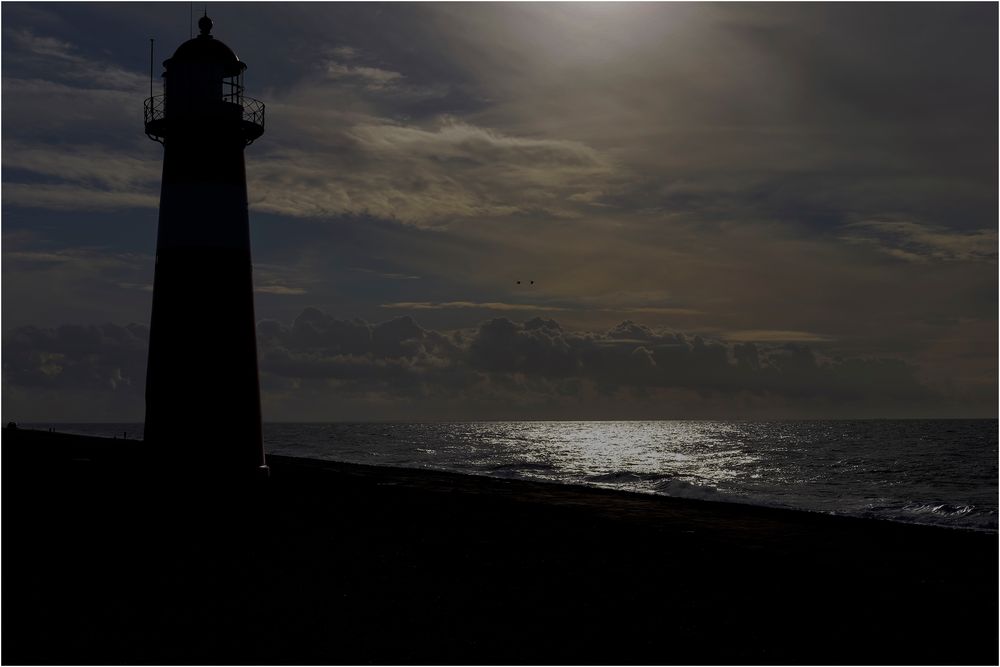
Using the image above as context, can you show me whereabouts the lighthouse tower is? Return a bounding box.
[143,15,266,477]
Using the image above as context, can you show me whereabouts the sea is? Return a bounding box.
[24,420,998,532]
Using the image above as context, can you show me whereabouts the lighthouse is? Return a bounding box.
[143,15,267,477]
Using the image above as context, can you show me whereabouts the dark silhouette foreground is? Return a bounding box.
[3,427,996,664]
[143,15,266,473]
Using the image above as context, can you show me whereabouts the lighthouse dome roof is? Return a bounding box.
[166,16,246,76]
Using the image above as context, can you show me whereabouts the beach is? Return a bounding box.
[3,426,997,664]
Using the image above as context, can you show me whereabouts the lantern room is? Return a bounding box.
[144,15,264,145]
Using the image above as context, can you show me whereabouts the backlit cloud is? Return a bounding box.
[256,285,309,296]
[249,118,619,226]
[325,62,403,89]
[1,3,995,420]
[725,330,836,343]
[381,301,568,312]
[4,311,959,421]
[841,220,998,263]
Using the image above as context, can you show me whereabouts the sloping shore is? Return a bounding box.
[2,427,997,664]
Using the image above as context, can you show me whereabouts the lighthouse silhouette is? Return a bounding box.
[143,14,267,478]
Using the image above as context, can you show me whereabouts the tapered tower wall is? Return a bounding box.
[143,17,266,476]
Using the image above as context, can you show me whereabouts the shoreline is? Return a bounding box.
[3,427,997,664]
[265,452,997,536]
[9,424,996,535]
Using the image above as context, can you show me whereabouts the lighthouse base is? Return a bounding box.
[144,245,265,475]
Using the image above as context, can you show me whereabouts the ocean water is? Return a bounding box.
[24,420,998,532]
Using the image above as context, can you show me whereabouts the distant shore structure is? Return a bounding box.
[143,14,267,477]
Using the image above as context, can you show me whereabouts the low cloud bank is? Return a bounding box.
[258,309,928,404]
[4,323,148,392]
[4,309,939,421]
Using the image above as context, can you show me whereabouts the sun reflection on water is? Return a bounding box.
[34,419,999,530]
[458,420,765,495]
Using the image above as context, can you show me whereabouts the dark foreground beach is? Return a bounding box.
[3,427,997,665]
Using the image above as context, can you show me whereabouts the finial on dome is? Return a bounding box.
[198,13,213,36]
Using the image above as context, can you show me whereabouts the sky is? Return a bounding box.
[2,2,997,422]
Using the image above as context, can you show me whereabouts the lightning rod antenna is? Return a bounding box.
[149,38,154,99]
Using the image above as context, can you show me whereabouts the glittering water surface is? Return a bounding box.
[34,420,998,531]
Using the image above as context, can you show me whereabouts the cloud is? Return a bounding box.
[254,312,941,411]
[414,3,996,233]
[6,310,945,421]
[4,28,147,91]
[349,268,421,280]
[1,182,158,212]
[380,301,703,317]
[3,246,149,272]
[325,61,403,89]
[2,28,160,212]
[1,322,150,422]
[252,262,317,297]
[381,301,568,312]
[117,283,154,292]
[248,117,619,226]
[1,77,142,142]
[1,5,994,421]
[328,45,359,60]
[3,322,148,392]
[3,142,160,191]
[2,239,156,329]
[9,29,75,59]
[255,285,308,295]
[725,330,836,343]
[611,307,703,316]
[841,220,998,263]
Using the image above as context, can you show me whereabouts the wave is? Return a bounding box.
[903,502,976,516]
[487,461,554,473]
[652,477,725,501]
[582,471,729,504]
[584,470,665,483]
